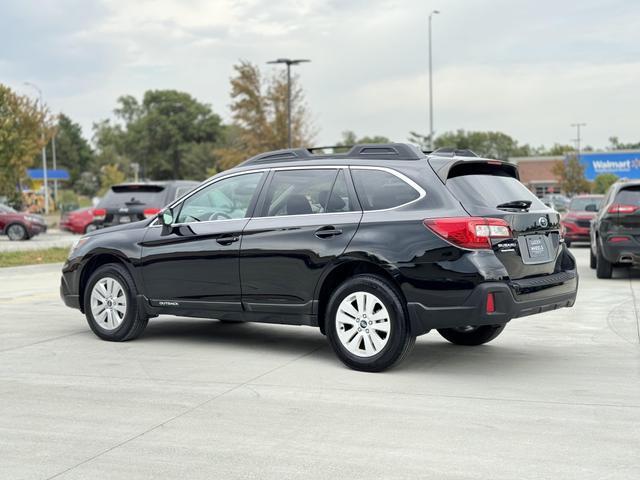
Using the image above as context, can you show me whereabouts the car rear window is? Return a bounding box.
[98,185,166,209]
[569,197,602,211]
[446,174,546,211]
[614,186,640,205]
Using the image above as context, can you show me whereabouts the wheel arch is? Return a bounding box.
[314,257,405,335]
[78,252,135,313]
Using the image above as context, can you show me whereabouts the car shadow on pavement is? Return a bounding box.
[139,318,554,373]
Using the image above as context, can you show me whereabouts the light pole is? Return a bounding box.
[24,82,49,214]
[571,122,586,159]
[52,127,58,204]
[267,58,310,148]
[428,10,440,150]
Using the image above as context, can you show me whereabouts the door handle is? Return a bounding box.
[315,226,343,239]
[216,235,240,246]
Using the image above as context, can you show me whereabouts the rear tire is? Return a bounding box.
[589,246,597,269]
[6,223,28,241]
[596,244,612,279]
[438,324,506,346]
[84,264,148,341]
[326,275,415,372]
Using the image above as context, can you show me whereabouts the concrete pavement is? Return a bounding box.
[0,230,76,253]
[0,248,638,479]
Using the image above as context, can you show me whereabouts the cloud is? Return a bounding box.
[2,0,639,151]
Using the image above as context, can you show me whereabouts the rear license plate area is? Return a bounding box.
[518,234,553,264]
[117,215,131,224]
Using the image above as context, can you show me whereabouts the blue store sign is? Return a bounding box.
[578,151,640,181]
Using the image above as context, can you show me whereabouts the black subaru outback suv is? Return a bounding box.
[590,179,640,278]
[61,144,578,372]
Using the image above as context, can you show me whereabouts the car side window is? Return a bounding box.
[262,169,341,217]
[326,170,355,213]
[351,169,420,211]
[177,172,264,223]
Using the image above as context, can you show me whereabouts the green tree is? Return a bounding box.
[98,164,126,196]
[541,143,575,156]
[93,90,224,180]
[407,131,431,150]
[45,114,94,192]
[337,131,390,147]
[0,84,54,207]
[608,136,640,150]
[433,129,532,160]
[552,155,591,195]
[215,60,315,170]
[592,173,618,194]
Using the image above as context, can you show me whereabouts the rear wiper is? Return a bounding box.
[496,200,532,211]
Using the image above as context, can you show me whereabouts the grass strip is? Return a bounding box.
[0,247,69,268]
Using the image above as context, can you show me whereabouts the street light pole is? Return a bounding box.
[24,82,49,215]
[428,10,440,150]
[267,58,311,148]
[571,122,587,159]
[52,131,58,204]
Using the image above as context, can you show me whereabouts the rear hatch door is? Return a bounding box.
[439,160,561,280]
[98,184,166,225]
[607,185,640,233]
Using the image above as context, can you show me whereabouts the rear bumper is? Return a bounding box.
[600,241,640,264]
[407,270,578,335]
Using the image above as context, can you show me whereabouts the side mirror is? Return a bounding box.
[160,208,174,227]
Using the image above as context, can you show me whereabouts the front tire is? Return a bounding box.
[6,223,28,241]
[438,324,506,346]
[589,246,597,269]
[326,275,415,372]
[84,264,148,341]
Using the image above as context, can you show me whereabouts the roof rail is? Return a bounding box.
[240,143,425,166]
[429,147,479,158]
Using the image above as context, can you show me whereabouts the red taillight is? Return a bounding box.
[143,208,161,219]
[486,292,496,313]
[423,217,512,249]
[92,208,106,220]
[608,204,638,214]
[608,236,630,243]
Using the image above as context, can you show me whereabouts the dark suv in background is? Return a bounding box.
[590,180,640,278]
[92,181,199,229]
[61,144,578,372]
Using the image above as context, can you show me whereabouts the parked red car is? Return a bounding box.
[0,203,47,240]
[561,195,603,247]
[60,207,99,235]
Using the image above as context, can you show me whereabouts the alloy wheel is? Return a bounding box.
[7,224,25,240]
[335,291,391,357]
[90,277,127,330]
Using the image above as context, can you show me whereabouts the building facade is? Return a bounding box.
[510,155,563,197]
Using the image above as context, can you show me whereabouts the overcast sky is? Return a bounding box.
[2,0,639,151]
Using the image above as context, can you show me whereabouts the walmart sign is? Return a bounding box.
[579,151,640,181]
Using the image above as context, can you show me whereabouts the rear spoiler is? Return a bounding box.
[427,157,520,183]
